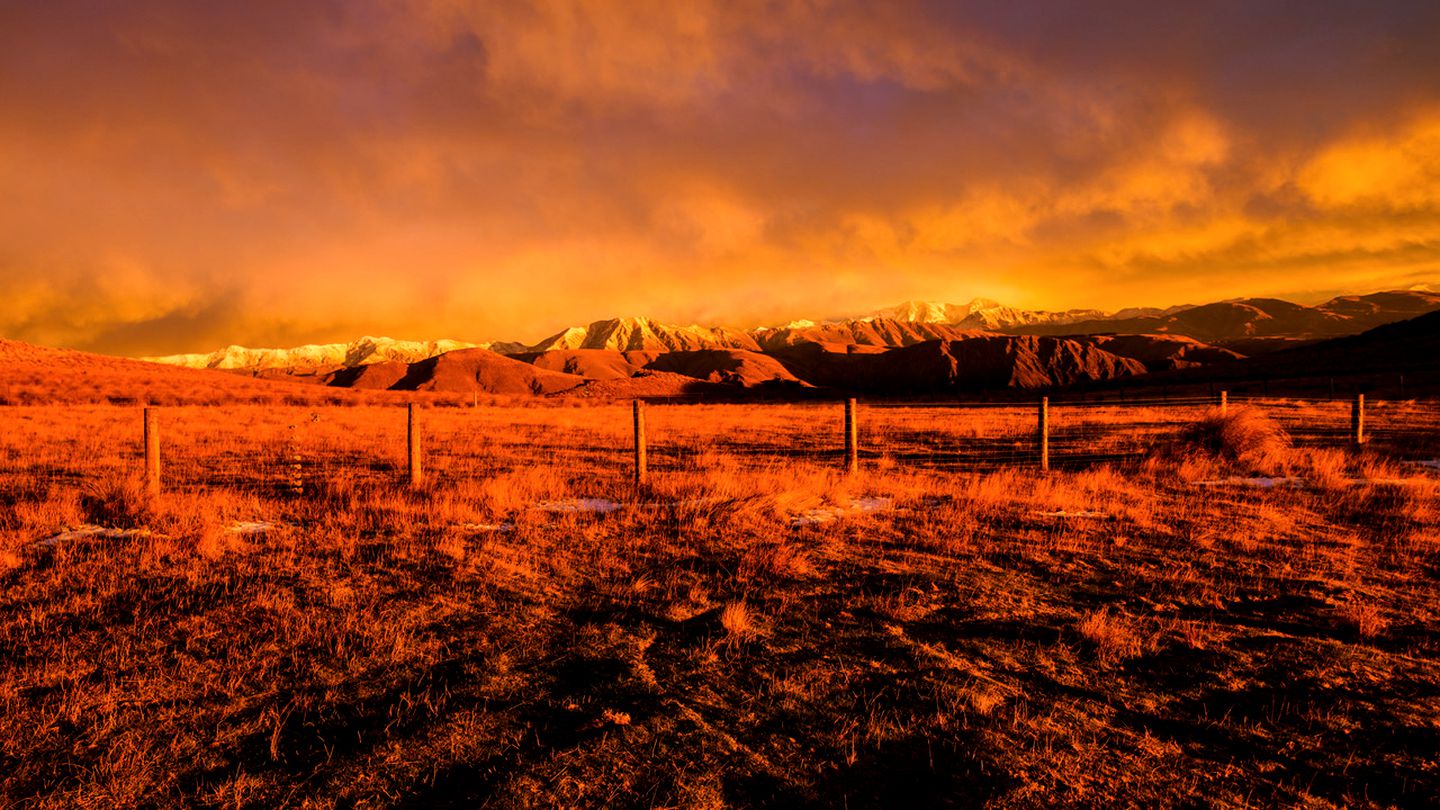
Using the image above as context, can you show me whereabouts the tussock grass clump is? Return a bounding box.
[1175,407,1292,475]
[1077,608,1147,663]
[1337,600,1389,641]
[720,600,760,641]
[1304,448,1352,491]
[736,540,815,582]
[80,475,159,529]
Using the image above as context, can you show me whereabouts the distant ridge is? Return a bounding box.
[1004,290,1440,343]
[144,336,486,372]
[136,287,1440,378]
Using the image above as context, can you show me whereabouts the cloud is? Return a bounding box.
[0,0,1438,353]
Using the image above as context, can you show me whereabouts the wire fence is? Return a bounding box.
[0,395,1436,497]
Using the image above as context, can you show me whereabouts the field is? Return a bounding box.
[2,399,1439,808]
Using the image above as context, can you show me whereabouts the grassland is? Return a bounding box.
[1,400,1438,808]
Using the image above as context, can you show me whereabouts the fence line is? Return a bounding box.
[92,391,1439,496]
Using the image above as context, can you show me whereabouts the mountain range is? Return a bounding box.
[4,286,1437,403]
[142,288,1440,373]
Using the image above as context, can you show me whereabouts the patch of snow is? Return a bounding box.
[1412,459,1440,470]
[1195,477,1305,488]
[1031,510,1110,519]
[792,497,893,527]
[534,498,623,514]
[34,525,149,547]
[458,521,515,533]
[226,520,282,535]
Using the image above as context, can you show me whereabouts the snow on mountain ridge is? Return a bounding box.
[865,299,1106,329]
[144,336,477,371]
[526,316,761,353]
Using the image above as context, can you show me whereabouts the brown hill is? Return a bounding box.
[508,349,659,380]
[637,350,806,387]
[512,348,808,388]
[326,348,585,395]
[0,338,365,405]
[558,370,735,399]
[769,336,1145,392]
[1070,334,1244,371]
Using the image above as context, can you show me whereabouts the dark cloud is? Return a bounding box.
[0,0,1437,354]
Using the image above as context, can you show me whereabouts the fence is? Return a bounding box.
[0,393,1435,497]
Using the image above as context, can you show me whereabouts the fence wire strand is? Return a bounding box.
[1,397,1436,495]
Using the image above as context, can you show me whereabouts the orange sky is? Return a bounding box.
[2,1,1439,354]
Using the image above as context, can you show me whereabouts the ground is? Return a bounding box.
[1,402,1437,808]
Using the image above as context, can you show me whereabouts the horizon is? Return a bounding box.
[3,2,1440,355]
[126,281,1439,358]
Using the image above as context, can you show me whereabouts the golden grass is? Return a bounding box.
[0,399,1438,807]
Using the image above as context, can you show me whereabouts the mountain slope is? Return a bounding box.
[1218,308,1440,378]
[326,348,585,395]
[145,336,483,372]
[768,336,1145,392]
[1005,290,1440,344]
[754,318,989,350]
[866,299,1107,329]
[482,348,807,388]
[1070,334,1244,371]
[526,317,760,352]
[509,350,660,380]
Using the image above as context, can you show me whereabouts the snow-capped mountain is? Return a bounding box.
[864,299,1108,330]
[525,316,761,353]
[135,289,1440,375]
[144,336,483,371]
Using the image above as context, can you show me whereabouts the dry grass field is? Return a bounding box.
[2,399,1439,807]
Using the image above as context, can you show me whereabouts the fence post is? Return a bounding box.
[407,403,424,487]
[143,407,161,495]
[1037,396,1050,473]
[1351,393,1365,447]
[1219,390,1228,417]
[844,398,859,474]
[633,400,648,486]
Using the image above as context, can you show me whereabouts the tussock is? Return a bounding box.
[1173,407,1293,474]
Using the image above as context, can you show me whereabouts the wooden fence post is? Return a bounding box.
[1219,390,1228,417]
[1037,396,1050,473]
[844,398,859,474]
[1351,393,1365,447]
[407,403,424,487]
[632,400,648,486]
[143,407,161,495]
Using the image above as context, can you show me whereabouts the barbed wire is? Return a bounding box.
[0,396,1435,494]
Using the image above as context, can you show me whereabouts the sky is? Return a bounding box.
[2,0,1439,355]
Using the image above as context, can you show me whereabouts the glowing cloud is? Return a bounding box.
[0,1,1437,354]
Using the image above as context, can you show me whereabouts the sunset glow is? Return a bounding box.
[3,1,1439,354]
